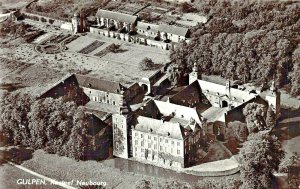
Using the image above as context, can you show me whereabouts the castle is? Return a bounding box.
[38,62,280,168]
[110,63,280,168]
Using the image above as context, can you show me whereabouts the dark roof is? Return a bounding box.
[96,9,137,23]
[75,74,125,93]
[13,10,22,17]
[158,24,189,37]
[170,81,201,106]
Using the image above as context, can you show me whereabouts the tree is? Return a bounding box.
[279,153,300,189]
[140,57,155,71]
[179,2,197,13]
[168,0,299,96]
[227,121,248,142]
[239,132,284,189]
[0,92,34,145]
[266,106,276,129]
[243,102,267,133]
[64,107,89,160]
[196,177,241,189]
[135,179,152,189]
[28,97,77,150]
[289,47,300,96]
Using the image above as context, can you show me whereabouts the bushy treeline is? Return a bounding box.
[26,0,110,20]
[169,0,300,96]
[0,92,109,160]
[135,177,241,189]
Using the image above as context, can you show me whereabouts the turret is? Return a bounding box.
[226,80,231,98]
[189,62,201,85]
[112,83,131,159]
[265,80,281,118]
[72,12,80,34]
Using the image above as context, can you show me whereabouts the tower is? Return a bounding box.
[72,12,79,34]
[265,80,281,118]
[189,62,201,85]
[225,80,231,97]
[112,85,131,158]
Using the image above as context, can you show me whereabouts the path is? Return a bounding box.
[7,161,77,189]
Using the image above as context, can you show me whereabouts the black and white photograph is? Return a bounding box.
[0,0,299,188]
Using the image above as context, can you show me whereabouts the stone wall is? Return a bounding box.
[23,12,71,28]
[82,87,122,106]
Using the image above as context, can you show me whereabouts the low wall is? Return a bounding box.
[90,27,175,50]
[185,165,240,177]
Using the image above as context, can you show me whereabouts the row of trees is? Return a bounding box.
[168,0,300,96]
[0,91,110,160]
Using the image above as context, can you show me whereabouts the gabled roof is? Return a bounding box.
[158,24,189,37]
[202,107,227,123]
[75,74,126,93]
[198,80,256,104]
[135,116,184,139]
[96,9,137,23]
[170,81,201,106]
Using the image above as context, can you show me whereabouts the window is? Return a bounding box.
[160,146,163,151]
[177,150,180,155]
[154,137,157,141]
[135,147,137,152]
[177,142,180,146]
[171,141,174,145]
[154,144,157,149]
[135,133,138,137]
[113,101,115,105]
[148,143,151,148]
[160,138,162,142]
[165,139,168,143]
[141,134,143,138]
[141,141,144,147]
[171,148,173,153]
[141,148,144,152]
[148,135,151,140]
[135,140,138,145]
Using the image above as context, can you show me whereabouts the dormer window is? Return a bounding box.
[88,83,92,87]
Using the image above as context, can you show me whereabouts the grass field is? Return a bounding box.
[20,150,178,189]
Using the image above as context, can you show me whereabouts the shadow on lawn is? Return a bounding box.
[0,146,33,165]
[273,107,300,141]
[278,107,300,121]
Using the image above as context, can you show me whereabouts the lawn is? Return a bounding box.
[20,150,177,189]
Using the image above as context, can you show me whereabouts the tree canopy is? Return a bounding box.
[169,0,300,96]
[239,132,284,189]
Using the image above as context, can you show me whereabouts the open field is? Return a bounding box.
[0,163,60,189]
